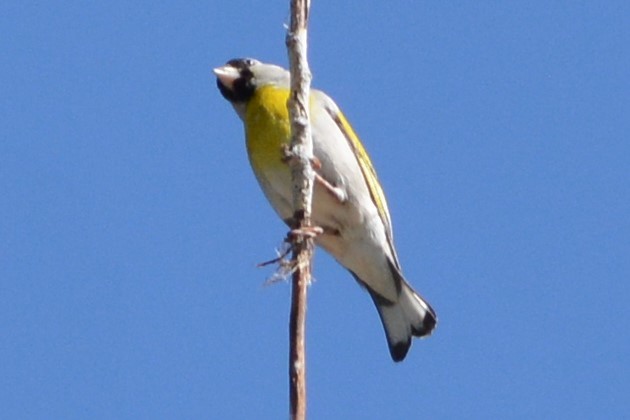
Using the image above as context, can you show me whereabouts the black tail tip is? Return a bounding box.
[391,314,438,362]
[389,340,411,362]
[412,311,438,338]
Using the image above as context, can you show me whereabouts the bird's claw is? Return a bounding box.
[287,226,324,240]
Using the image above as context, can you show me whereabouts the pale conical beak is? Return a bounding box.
[213,65,240,90]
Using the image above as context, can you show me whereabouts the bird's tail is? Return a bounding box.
[369,274,437,362]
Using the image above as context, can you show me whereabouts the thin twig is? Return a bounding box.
[285,0,313,419]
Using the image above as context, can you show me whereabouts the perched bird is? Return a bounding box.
[214,58,436,361]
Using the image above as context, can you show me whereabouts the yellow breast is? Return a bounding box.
[245,86,292,172]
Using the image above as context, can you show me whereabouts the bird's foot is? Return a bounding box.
[287,225,324,240]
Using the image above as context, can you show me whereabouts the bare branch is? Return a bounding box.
[285,0,313,419]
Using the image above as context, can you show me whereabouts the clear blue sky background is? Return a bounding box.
[1,2,628,419]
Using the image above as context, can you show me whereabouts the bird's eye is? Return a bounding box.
[243,58,260,67]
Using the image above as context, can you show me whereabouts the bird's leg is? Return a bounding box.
[309,155,347,203]
[314,172,347,204]
[282,146,347,204]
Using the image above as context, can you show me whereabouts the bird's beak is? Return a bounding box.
[213,65,240,90]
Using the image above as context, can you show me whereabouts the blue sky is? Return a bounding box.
[1,1,629,419]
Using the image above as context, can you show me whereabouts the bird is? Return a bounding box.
[214,58,436,361]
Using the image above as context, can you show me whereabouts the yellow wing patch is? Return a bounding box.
[329,108,398,261]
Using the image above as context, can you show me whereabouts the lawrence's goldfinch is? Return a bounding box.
[214,58,436,361]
